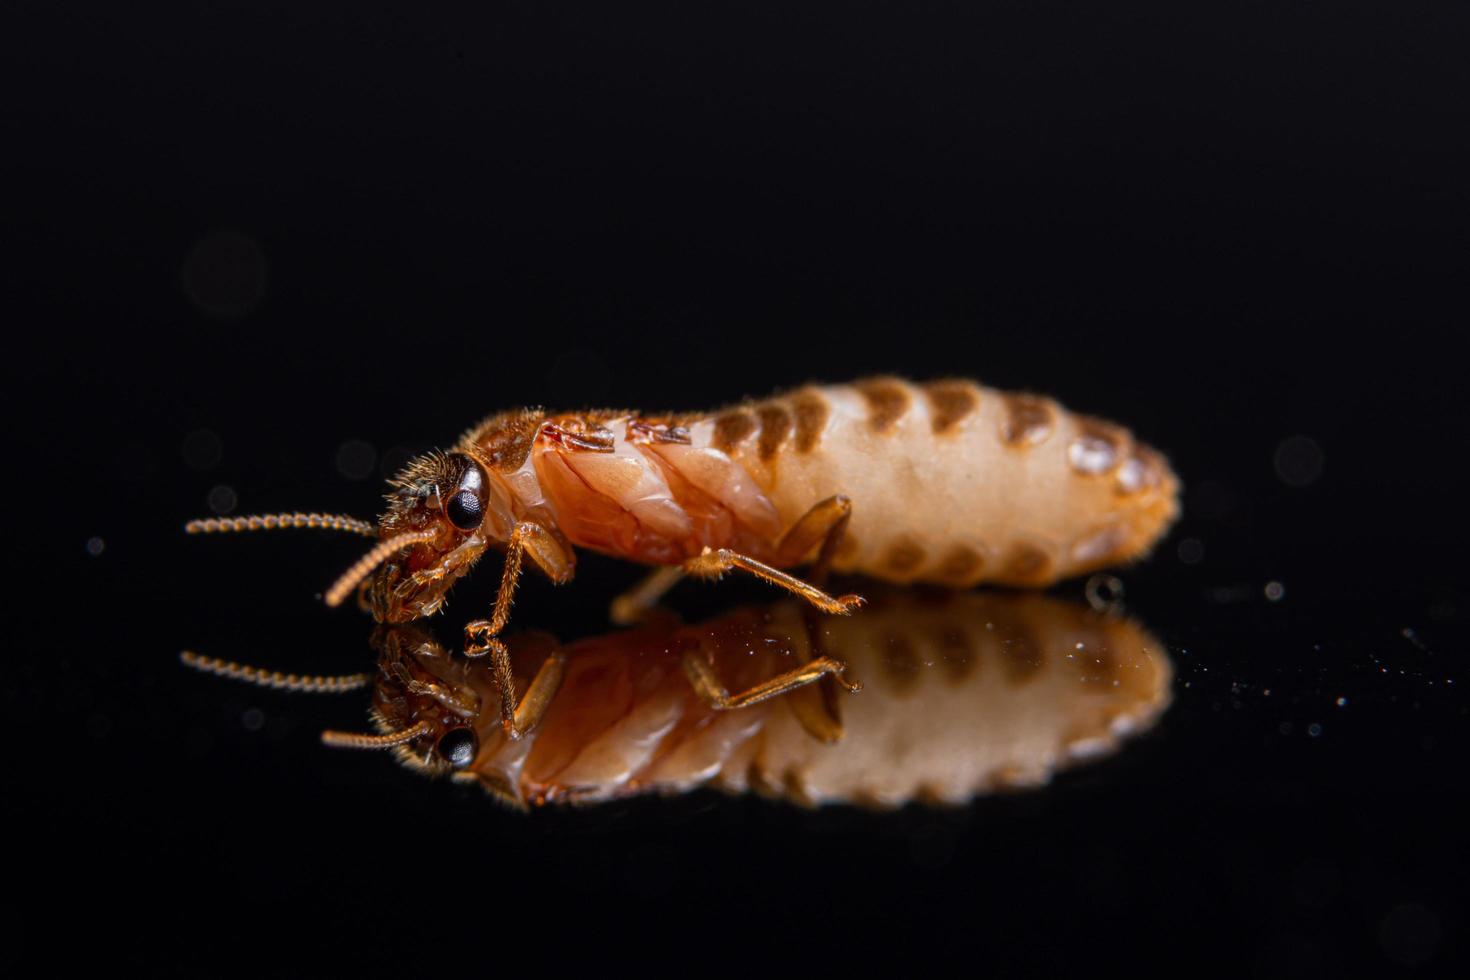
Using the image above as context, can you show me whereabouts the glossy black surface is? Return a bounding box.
[11,2,1468,976]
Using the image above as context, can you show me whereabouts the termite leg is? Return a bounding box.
[609,565,686,625]
[464,528,530,652]
[512,647,567,736]
[781,602,862,742]
[474,638,568,740]
[681,644,857,714]
[402,676,480,717]
[775,494,853,587]
[354,577,375,615]
[539,422,616,452]
[626,420,692,444]
[465,522,575,654]
[781,682,847,743]
[683,547,865,615]
[609,496,852,624]
[464,522,574,737]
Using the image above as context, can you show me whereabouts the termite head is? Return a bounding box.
[340,625,485,774]
[180,624,486,774]
[351,449,514,623]
[376,625,484,772]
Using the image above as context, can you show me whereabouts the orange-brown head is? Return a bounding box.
[183,445,520,623]
[357,624,484,773]
[317,449,516,622]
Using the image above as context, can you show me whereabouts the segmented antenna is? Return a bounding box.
[322,528,438,608]
[179,651,371,693]
[185,513,377,536]
[320,721,432,749]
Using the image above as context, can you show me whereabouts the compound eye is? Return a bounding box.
[443,455,488,531]
[445,490,483,531]
[436,727,479,769]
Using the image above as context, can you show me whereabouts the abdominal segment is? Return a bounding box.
[504,378,1178,584]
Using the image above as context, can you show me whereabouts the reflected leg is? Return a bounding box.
[682,647,860,711]
[464,522,574,739]
[475,638,568,740]
[609,565,685,625]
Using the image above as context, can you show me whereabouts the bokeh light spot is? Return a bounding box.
[1274,435,1324,488]
[180,229,269,319]
[208,484,238,515]
[335,439,377,480]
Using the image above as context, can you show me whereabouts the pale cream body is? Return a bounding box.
[477,377,1178,586]
[688,379,1178,586]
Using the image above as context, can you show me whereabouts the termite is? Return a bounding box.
[181,589,1172,808]
[187,377,1179,736]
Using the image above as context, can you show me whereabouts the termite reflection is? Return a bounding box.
[190,590,1172,807]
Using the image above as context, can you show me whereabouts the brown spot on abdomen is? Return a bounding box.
[935,544,986,584]
[1001,394,1055,447]
[855,378,912,434]
[755,403,792,461]
[790,388,829,453]
[922,379,980,434]
[936,627,977,683]
[879,633,921,694]
[712,409,757,452]
[881,536,928,578]
[1001,541,1054,585]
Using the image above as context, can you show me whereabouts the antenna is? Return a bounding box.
[320,721,433,749]
[185,512,377,536]
[322,529,438,607]
[179,651,371,693]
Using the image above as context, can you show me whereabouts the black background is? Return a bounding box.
[8,2,1469,976]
